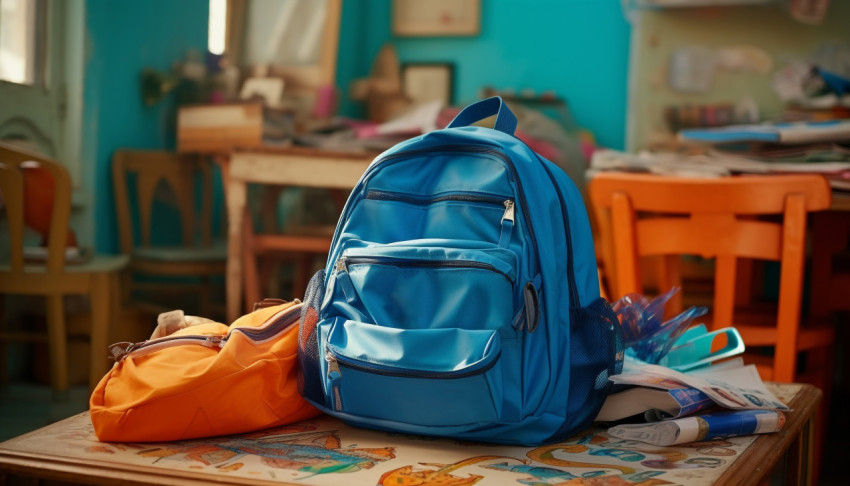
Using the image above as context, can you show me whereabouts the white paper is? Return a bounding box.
[609,362,788,411]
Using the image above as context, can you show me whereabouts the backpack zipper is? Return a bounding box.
[108,335,224,362]
[109,304,303,361]
[229,304,302,342]
[536,156,580,307]
[326,346,501,380]
[366,190,516,248]
[338,255,515,283]
[325,343,502,413]
[365,190,508,206]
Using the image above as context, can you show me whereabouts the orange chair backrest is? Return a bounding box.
[0,142,72,276]
[588,173,831,381]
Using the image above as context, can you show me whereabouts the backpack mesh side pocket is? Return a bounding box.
[297,269,326,404]
[558,297,624,438]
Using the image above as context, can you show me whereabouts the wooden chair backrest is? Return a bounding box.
[0,141,72,275]
[112,150,213,254]
[588,173,832,381]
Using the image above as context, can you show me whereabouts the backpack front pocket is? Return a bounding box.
[353,190,516,247]
[331,244,517,331]
[320,318,503,426]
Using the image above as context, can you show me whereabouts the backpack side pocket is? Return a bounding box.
[552,298,624,441]
[298,269,326,404]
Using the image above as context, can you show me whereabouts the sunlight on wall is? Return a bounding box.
[208,0,226,56]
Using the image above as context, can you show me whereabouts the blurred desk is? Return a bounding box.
[830,192,850,211]
[0,383,821,486]
[216,146,372,322]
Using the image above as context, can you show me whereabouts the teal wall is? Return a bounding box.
[337,0,631,150]
[84,0,209,253]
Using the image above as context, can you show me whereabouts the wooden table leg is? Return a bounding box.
[88,273,110,391]
[45,293,68,397]
[225,179,247,322]
[242,207,260,312]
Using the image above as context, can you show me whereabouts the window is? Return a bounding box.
[0,0,45,85]
[208,0,227,55]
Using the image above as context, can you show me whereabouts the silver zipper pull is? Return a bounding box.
[502,200,515,223]
[202,336,224,348]
[326,350,341,378]
[108,341,140,362]
[325,350,343,411]
[499,200,516,249]
[335,256,347,273]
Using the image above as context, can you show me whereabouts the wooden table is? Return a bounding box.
[0,383,821,486]
[215,146,373,322]
[829,191,850,212]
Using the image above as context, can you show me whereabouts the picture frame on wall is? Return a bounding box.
[392,0,480,37]
[401,63,454,106]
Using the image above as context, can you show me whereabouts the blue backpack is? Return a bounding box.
[297,97,623,445]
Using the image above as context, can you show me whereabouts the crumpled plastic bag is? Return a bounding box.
[612,287,707,365]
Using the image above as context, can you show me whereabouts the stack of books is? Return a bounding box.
[678,120,850,191]
[596,359,788,446]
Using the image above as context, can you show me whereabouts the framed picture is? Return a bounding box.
[392,0,480,37]
[402,63,454,106]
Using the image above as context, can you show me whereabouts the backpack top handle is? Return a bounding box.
[447,96,517,136]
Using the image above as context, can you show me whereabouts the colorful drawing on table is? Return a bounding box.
[528,433,729,475]
[483,461,673,485]
[378,456,526,486]
[132,425,396,475]
[1,412,761,486]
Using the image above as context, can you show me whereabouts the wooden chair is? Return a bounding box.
[588,172,835,385]
[112,150,226,319]
[0,142,128,393]
[241,186,339,311]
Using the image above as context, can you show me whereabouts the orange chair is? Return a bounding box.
[588,172,834,386]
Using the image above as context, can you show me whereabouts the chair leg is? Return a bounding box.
[807,345,834,484]
[45,294,68,397]
[89,274,111,391]
[198,275,210,318]
[242,208,260,314]
[0,340,5,387]
[119,268,133,308]
[0,294,6,386]
[293,254,312,301]
[257,256,277,298]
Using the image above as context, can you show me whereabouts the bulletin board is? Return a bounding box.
[626,2,850,151]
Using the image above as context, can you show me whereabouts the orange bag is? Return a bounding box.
[89,300,319,442]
